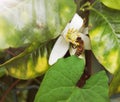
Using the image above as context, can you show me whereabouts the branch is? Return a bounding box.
[0,79,20,102]
[76,0,93,88]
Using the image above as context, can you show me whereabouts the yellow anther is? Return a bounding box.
[65,28,80,46]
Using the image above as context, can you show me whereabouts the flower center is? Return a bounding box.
[66,28,80,45]
[65,28,85,56]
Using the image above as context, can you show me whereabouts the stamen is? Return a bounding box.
[66,28,80,45]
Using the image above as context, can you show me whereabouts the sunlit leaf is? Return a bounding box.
[89,3,120,74]
[101,0,120,10]
[89,2,120,95]
[5,41,54,79]
[34,56,109,102]
[109,71,120,96]
[0,0,76,79]
[0,0,76,49]
[0,0,75,60]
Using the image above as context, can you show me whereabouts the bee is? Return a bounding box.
[74,37,84,56]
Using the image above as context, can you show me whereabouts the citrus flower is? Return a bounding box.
[49,13,91,65]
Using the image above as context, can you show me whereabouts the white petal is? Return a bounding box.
[69,46,76,55]
[69,46,85,63]
[82,27,88,34]
[80,34,91,50]
[78,53,86,63]
[69,13,83,30]
[49,36,69,65]
[62,23,70,39]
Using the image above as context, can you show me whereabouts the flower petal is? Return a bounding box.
[69,46,76,55]
[62,23,70,39]
[49,36,69,65]
[80,34,91,50]
[69,46,85,63]
[82,27,88,34]
[69,13,83,30]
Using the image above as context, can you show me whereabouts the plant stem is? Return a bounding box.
[76,0,93,88]
[0,79,20,102]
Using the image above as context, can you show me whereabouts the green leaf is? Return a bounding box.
[101,0,120,10]
[5,41,54,79]
[34,56,109,102]
[89,3,120,74]
[89,2,120,95]
[0,0,75,50]
[0,0,75,62]
[109,71,120,96]
[57,0,76,30]
[0,0,76,78]
[0,68,6,77]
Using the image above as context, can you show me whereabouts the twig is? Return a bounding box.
[14,85,39,92]
[0,79,20,102]
[76,0,93,88]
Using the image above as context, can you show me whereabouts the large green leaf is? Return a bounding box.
[0,0,76,78]
[34,56,109,102]
[5,40,54,79]
[0,0,75,49]
[0,0,76,61]
[101,0,120,10]
[89,3,120,74]
[109,70,120,96]
[89,2,120,95]
[0,68,6,77]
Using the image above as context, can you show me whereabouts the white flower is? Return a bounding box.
[49,13,91,65]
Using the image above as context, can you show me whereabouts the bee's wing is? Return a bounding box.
[49,36,69,65]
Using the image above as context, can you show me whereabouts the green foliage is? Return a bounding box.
[0,68,6,77]
[0,0,76,79]
[57,0,76,30]
[5,41,53,79]
[0,0,75,50]
[1,0,120,101]
[89,2,120,95]
[89,3,120,74]
[101,0,120,10]
[34,56,109,102]
[109,71,120,96]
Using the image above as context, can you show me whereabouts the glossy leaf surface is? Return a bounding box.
[0,0,76,79]
[101,0,120,10]
[0,0,75,50]
[0,0,75,61]
[89,2,120,95]
[6,41,54,79]
[89,3,120,74]
[35,56,109,102]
